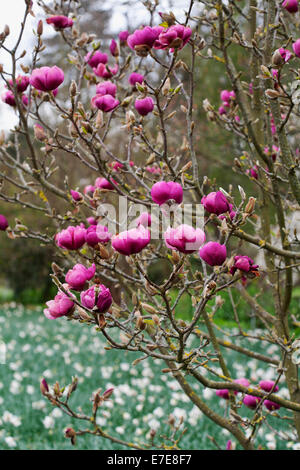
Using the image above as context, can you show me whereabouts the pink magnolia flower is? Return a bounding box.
[95,177,117,190]
[151,181,183,205]
[87,217,97,226]
[70,190,82,202]
[55,225,86,250]
[215,378,250,400]
[95,81,117,97]
[201,191,232,215]
[135,97,154,116]
[154,25,192,51]
[65,263,96,291]
[230,255,259,277]
[94,63,118,79]
[129,72,145,86]
[220,90,235,103]
[22,94,29,107]
[91,94,119,112]
[247,166,258,180]
[40,378,49,395]
[80,284,112,312]
[85,224,112,247]
[199,242,227,266]
[34,124,47,141]
[264,145,280,161]
[119,30,129,44]
[109,160,134,171]
[44,291,74,319]
[0,214,8,230]
[8,75,29,93]
[136,212,151,228]
[243,394,261,409]
[110,39,119,57]
[292,39,300,58]
[278,48,292,63]
[85,51,108,68]
[111,226,151,255]
[282,0,298,13]
[259,380,279,393]
[84,185,95,196]
[30,66,64,92]
[2,90,16,107]
[146,165,162,175]
[164,224,205,254]
[119,31,129,43]
[264,400,281,411]
[46,15,73,29]
[218,106,227,115]
[127,26,164,56]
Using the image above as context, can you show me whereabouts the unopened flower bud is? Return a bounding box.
[69,80,77,97]
[40,378,49,395]
[141,303,157,315]
[37,20,43,36]
[245,196,256,214]
[271,49,284,67]
[103,387,114,400]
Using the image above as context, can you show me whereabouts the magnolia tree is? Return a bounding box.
[0,0,300,451]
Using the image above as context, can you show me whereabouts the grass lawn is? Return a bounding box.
[0,303,297,450]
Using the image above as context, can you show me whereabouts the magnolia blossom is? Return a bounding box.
[46,15,73,29]
[216,378,250,399]
[85,51,108,68]
[85,225,112,247]
[243,395,261,409]
[135,97,154,116]
[2,90,16,106]
[151,181,183,205]
[84,185,95,196]
[259,380,279,393]
[95,177,117,190]
[201,191,232,215]
[30,66,64,92]
[292,39,300,58]
[91,94,119,112]
[136,212,151,228]
[164,224,205,254]
[70,190,82,202]
[8,75,29,93]
[110,39,119,57]
[264,400,281,411]
[119,30,129,44]
[199,242,227,266]
[95,81,117,97]
[0,214,8,231]
[55,225,86,250]
[80,284,112,313]
[94,63,118,79]
[154,25,192,51]
[127,26,164,56]
[65,263,96,291]
[44,291,74,319]
[230,255,259,277]
[111,226,151,255]
[282,0,298,13]
[129,72,145,86]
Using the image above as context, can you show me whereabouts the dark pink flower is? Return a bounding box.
[136,212,151,228]
[282,0,298,13]
[84,185,95,196]
[151,181,183,205]
[85,51,108,68]
[95,177,117,190]
[110,39,119,57]
[127,26,164,56]
[0,214,8,230]
[135,97,154,116]
[44,291,74,319]
[201,191,231,215]
[94,63,118,79]
[65,263,96,291]
[70,190,82,202]
[230,255,259,277]
[55,225,86,250]
[8,75,29,93]
[164,224,205,254]
[87,217,97,226]
[199,242,227,266]
[154,25,192,51]
[80,284,112,312]
[91,94,119,112]
[259,380,279,393]
[278,48,292,63]
[264,400,281,411]
[119,30,129,44]
[95,81,117,97]
[1,90,16,107]
[85,224,112,246]
[243,394,261,409]
[111,226,150,255]
[46,15,73,29]
[215,378,250,400]
[129,72,145,87]
[292,39,300,58]
[30,66,64,92]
